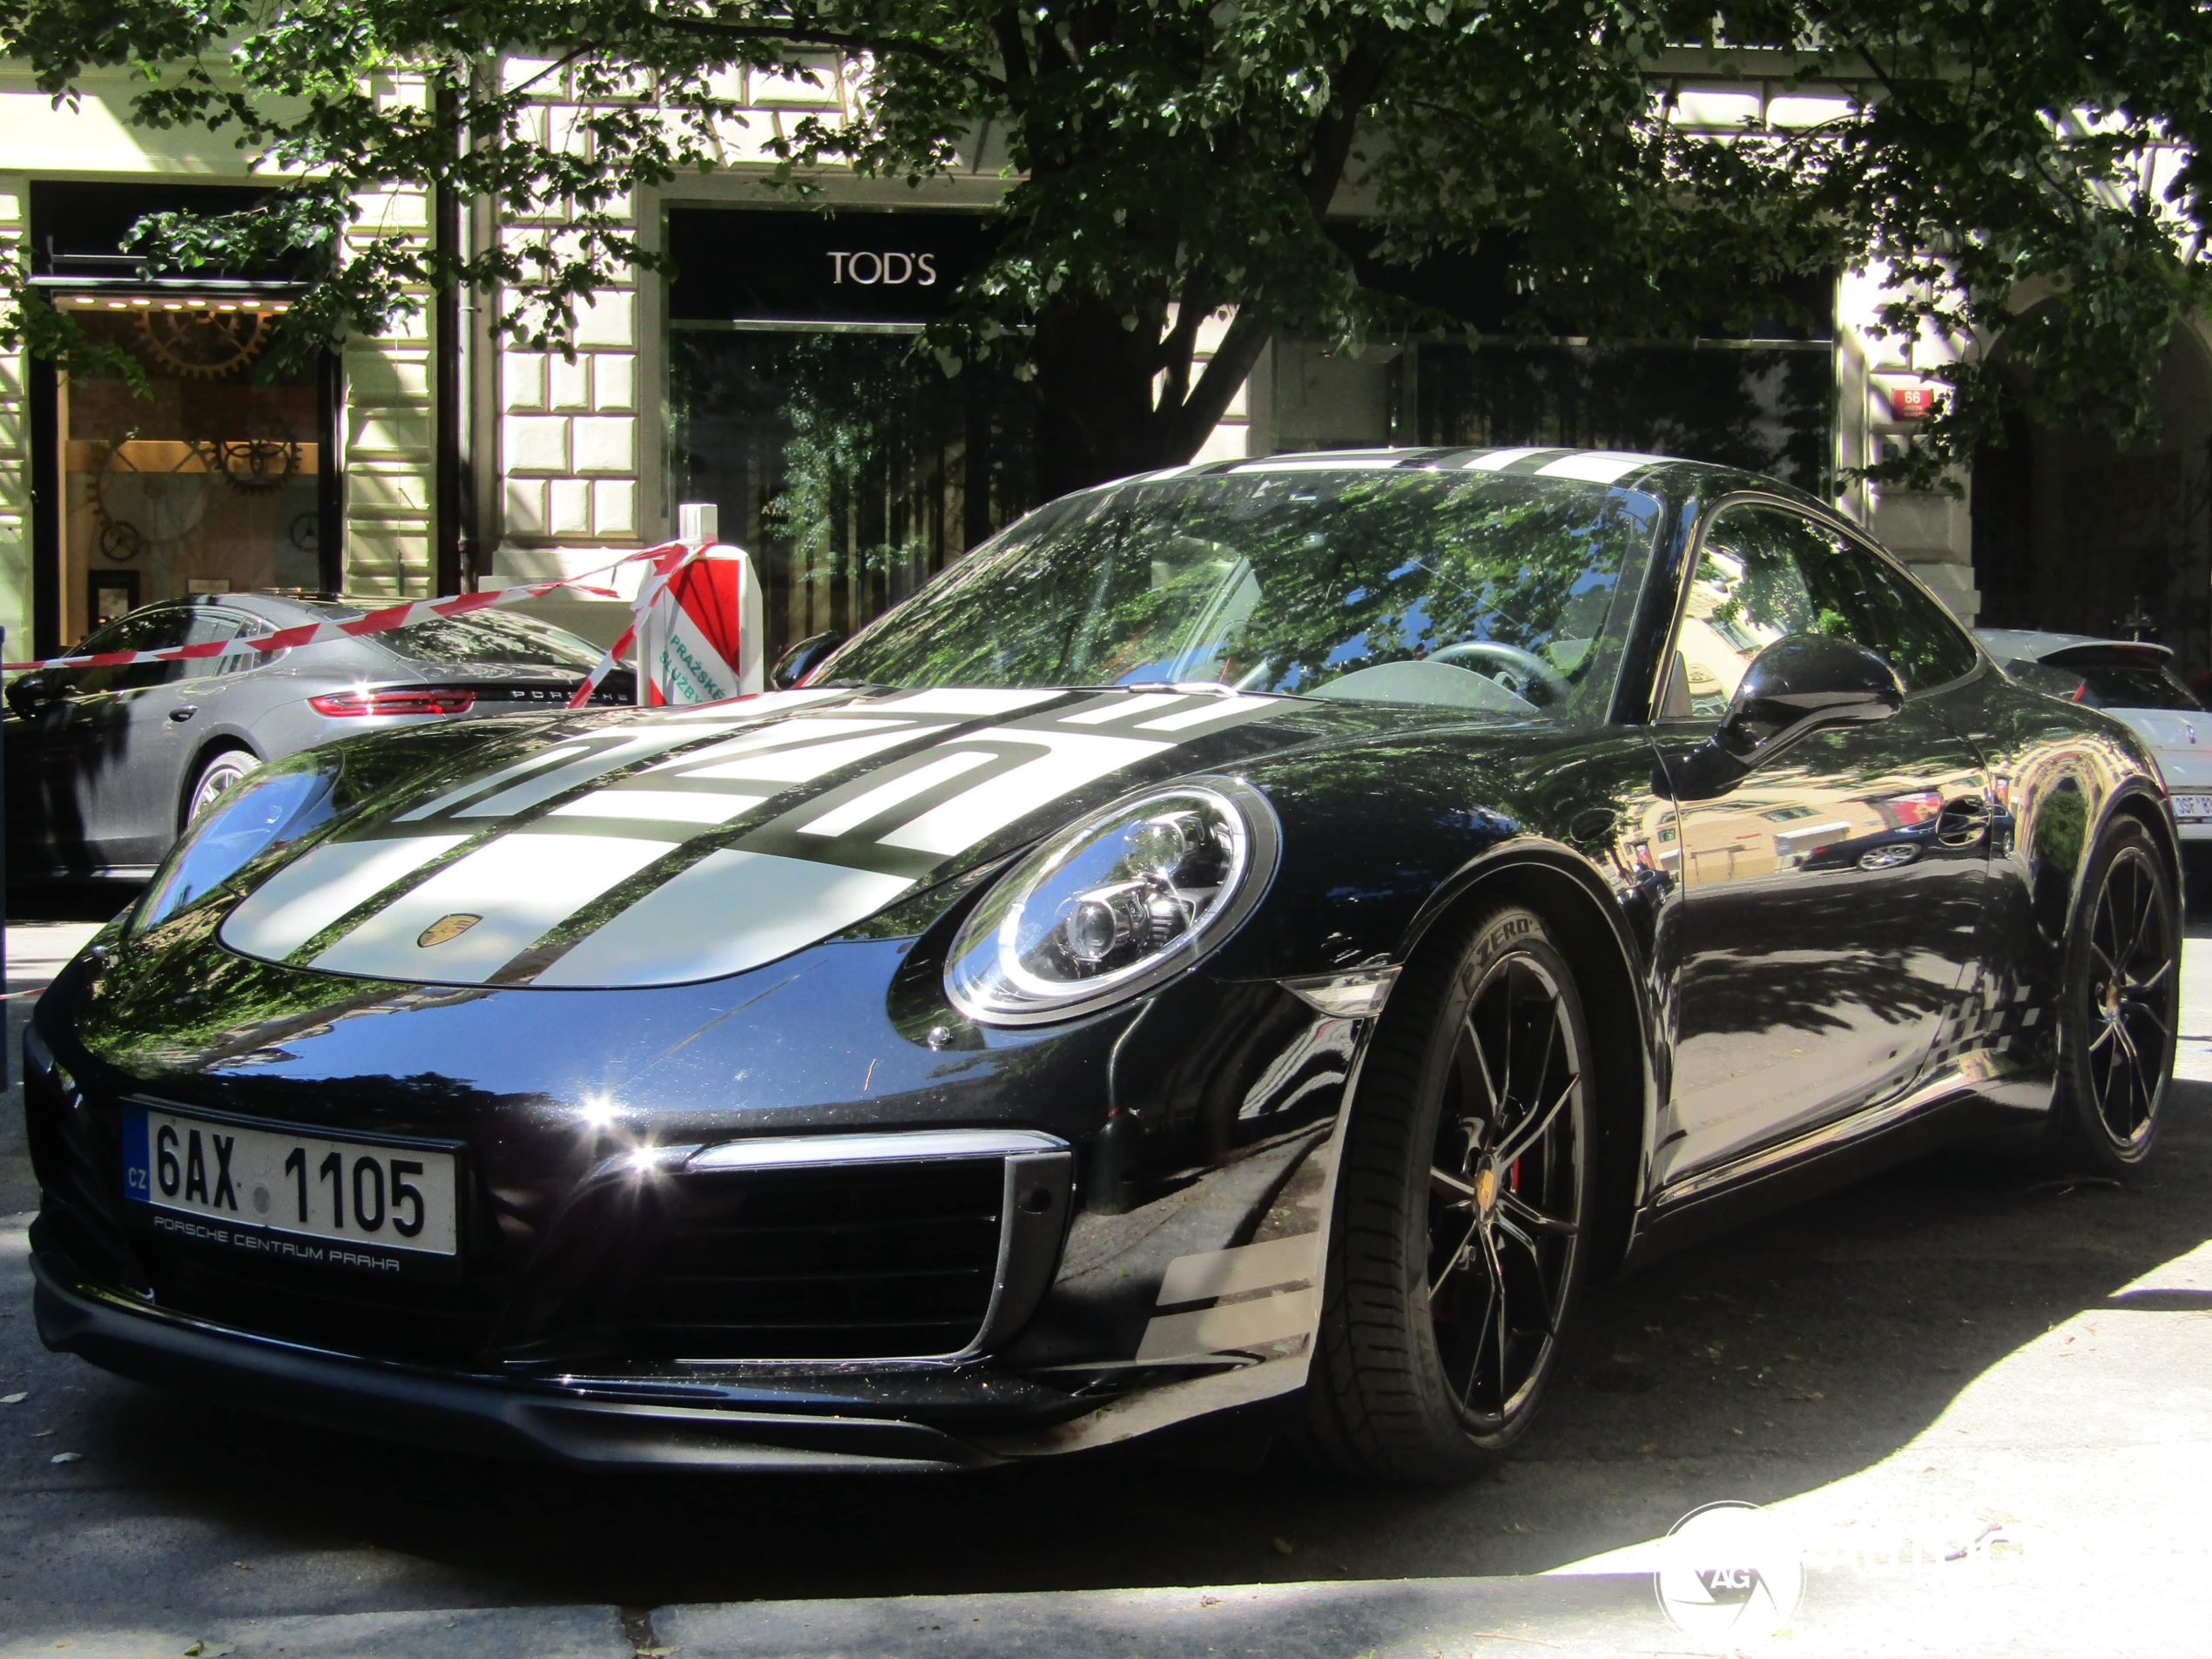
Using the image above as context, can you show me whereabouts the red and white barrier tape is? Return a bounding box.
[0,543,690,678]
[562,541,725,709]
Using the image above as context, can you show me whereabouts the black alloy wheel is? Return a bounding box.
[2053,817,2178,1178]
[1303,902,1592,1482]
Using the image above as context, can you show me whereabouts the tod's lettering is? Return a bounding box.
[826,250,939,287]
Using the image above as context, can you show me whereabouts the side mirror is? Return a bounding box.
[772,631,845,691]
[6,672,55,715]
[1674,635,1903,799]
[1716,634,1903,758]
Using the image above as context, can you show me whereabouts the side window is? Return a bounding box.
[1823,529,1979,690]
[178,610,260,681]
[1660,507,1830,720]
[1659,503,1973,719]
[71,607,195,695]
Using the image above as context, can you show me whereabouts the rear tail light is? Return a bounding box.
[309,688,476,718]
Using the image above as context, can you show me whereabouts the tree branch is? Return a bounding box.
[651,15,1001,86]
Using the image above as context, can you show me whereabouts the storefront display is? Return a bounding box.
[51,296,326,642]
[666,208,1040,671]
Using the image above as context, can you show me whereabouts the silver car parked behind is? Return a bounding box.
[4,592,632,880]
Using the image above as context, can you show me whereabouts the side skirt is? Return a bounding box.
[1621,1066,2033,1271]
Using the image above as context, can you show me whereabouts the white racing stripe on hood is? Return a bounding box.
[532,852,914,988]
[880,729,1170,856]
[223,688,1290,988]
[798,751,998,839]
[308,833,671,981]
[1059,693,1187,725]
[550,789,766,825]
[871,688,1062,717]
[1135,694,1278,732]
[638,716,914,777]
[679,725,934,785]
[457,731,738,819]
[220,835,470,961]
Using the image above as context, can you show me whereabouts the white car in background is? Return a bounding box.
[1978,629,2212,892]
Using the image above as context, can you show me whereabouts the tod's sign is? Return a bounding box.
[826,251,940,287]
[668,209,995,324]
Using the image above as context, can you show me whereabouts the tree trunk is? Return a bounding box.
[1030,293,1177,498]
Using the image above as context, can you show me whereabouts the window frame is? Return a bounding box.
[1647,490,1987,726]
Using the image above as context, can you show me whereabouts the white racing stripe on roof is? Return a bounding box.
[1228,455,1406,472]
[799,751,998,839]
[548,789,765,825]
[1534,451,1660,483]
[219,835,469,961]
[309,833,671,982]
[880,729,1170,856]
[531,851,914,988]
[1461,448,1558,471]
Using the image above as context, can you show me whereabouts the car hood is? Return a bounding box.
[206,684,1403,992]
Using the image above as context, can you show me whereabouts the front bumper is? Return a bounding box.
[32,1224,1004,1473]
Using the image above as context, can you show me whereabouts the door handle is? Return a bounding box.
[168,705,197,723]
[1934,795,1991,848]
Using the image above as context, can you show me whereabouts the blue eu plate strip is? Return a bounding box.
[120,1104,151,1206]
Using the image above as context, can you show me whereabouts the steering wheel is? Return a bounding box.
[1428,641,1575,708]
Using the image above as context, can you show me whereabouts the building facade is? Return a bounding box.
[5,56,2197,674]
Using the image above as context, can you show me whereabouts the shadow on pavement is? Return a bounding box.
[7,1082,2207,1622]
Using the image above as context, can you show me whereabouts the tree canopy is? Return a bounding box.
[5,0,2212,496]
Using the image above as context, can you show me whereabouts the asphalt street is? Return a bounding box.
[4,900,2210,1656]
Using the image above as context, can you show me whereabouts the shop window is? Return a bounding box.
[44,293,328,647]
[1413,341,1835,493]
[671,330,1036,669]
[666,208,1037,670]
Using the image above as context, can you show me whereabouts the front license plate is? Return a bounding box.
[2176,795,2212,822]
[122,1104,459,1271]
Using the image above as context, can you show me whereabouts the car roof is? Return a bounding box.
[1090,445,1826,511]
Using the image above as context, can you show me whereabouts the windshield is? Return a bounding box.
[817,468,1661,719]
[368,610,603,670]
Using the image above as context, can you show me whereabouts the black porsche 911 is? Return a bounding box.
[24,448,2179,1480]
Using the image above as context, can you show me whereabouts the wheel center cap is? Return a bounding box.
[1474,1165,1498,1216]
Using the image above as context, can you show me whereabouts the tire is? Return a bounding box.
[2047,817,2179,1181]
[184,747,259,828]
[1301,901,1594,1482]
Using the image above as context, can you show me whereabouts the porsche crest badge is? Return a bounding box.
[417,914,482,949]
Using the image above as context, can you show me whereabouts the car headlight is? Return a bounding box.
[945,779,1278,1024]
[135,759,341,935]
